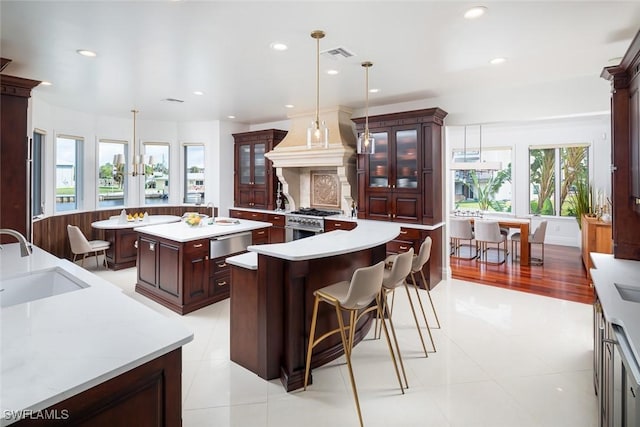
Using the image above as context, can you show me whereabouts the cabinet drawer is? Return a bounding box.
[387,239,414,253]
[210,274,230,296]
[246,211,267,221]
[267,213,285,227]
[229,209,245,219]
[210,256,230,276]
[252,228,269,245]
[397,227,420,240]
[184,239,209,255]
[324,220,357,232]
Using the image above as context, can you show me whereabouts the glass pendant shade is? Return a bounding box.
[307,30,329,149]
[357,131,375,154]
[307,119,329,149]
[357,61,375,154]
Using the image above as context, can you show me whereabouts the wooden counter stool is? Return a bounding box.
[303,261,404,427]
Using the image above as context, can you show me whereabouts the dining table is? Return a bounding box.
[457,216,531,266]
[91,214,181,270]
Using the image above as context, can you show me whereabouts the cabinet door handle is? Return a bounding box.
[392,184,396,189]
[393,214,396,218]
[193,243,203,248]
[205,255,209,260]
[252,214,258,217]
[217,281,227,286]
[134,240,139,249]
[334,223,342,227]
[217,262,227,268]
[257,231,265,235]
[149,242,155,251]
[400,246,409,250]
[388,213,392,218]
[400,230,407,235]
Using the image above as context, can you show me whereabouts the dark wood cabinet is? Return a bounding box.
[233,129,287,210]
[601,30,640,260]
[183,239,210,306]
[0,69,40,241]
[386,226,441,290]
[105,228,139,270]
[267,213,286,243]
[229,209,286,243]
[251,227,269,245]
[353,108,446,226]
[324,219,357,232]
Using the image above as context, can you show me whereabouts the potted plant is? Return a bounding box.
[571,179,592,229]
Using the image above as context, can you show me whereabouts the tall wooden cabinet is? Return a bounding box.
[353,108,447,289]
[233,129,287,210]
[353,108,447,225]
[0,64,40,241]
[581,215,613,279]
[601,30,640,261]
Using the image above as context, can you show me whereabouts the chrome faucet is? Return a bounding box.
[0,229,33,257]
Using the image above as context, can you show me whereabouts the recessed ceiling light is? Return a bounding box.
[327,69,339,75]
[76,49,97,57]
[193,91,204,96]
[369,88,379,93]
[270,42,288,51]
[227,115,236,119]
[490,57,506,65]
[40,81,53,86]
[464,6,487,19]
[284,104,295,109]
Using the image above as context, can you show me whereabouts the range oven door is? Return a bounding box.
[285,227,321,242]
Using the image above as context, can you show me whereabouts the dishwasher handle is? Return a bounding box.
[211,231,252,241]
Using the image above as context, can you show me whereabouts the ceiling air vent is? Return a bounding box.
[321,46,355,60]
[163,97,184,103]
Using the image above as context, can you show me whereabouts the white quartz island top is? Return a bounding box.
[590,253,640,369]
[248,219,401,261]
[0,244,193,426]
[134,218,272,242]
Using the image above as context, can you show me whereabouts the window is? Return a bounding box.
[32,130,45,217]
[55,135,83,212]
[98,140,127,208]
[184,144,205,204]
[452,148,512,213]
[143,143,169,205]
[529,145,589,216]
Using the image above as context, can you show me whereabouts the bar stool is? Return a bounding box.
[408,237,439,353]
[375,248,415,388]
[303,261,404,427]
[474,220,508,264]
[450,217,477,259]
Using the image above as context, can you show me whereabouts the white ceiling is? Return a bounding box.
[1,1,639,125]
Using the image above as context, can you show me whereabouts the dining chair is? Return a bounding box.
[511,220,547,265]
[67,225,110,268]
[474,220,508,264]
[450,217,477,259]
[304,261,404,427]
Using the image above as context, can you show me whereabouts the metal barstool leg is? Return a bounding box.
[409,272,437,352]
[420,269,440,329]
[402,279,429,357]
[377,293,408,389]
[337,306,363,427]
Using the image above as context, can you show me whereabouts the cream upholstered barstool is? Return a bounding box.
[67,225,110,268]
[474,220,508,264]
[512,220,547,265]
[303,261,404,427]
[449,217,477,259]
[406,237,439,353]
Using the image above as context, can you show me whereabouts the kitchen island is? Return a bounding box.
[228,219,401,391]
[0,243,192,426]
[135,218,272,314]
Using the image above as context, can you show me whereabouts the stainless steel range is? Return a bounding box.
[285,208,342,241]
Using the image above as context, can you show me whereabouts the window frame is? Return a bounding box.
[55,134,84,213]
[143,142,170,205]
[183,143,205,204]
[97,138,128,209]
[32,129,46,218]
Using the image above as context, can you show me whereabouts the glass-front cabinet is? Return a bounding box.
[354,108,447,225]
[233,129,287,210]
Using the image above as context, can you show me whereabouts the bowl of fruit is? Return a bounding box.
[184,213,203,227]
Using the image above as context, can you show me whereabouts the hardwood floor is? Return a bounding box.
[450,243,594,304]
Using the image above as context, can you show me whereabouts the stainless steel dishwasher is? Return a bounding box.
[210,232,252,259]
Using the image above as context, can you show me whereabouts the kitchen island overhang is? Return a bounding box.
[232,220,401,391]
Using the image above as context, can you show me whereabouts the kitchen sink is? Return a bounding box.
[614,283,640,303]
[0,267,89,308]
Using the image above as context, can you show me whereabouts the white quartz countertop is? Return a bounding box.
[590,253,640,370]
[248,219,401,261]
[226,252,258,270]
[0,244,193,426]
[91,214,180,229]
[134,218,272,242]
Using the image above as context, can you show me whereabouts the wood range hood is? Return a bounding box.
[265,106,357,213]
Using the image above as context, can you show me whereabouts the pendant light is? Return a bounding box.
[450,124,501,170]
[306,30,329,149]
[357,61,375,154]
[113,109,154,177]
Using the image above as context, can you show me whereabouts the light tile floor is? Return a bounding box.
[93,265,597,427]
